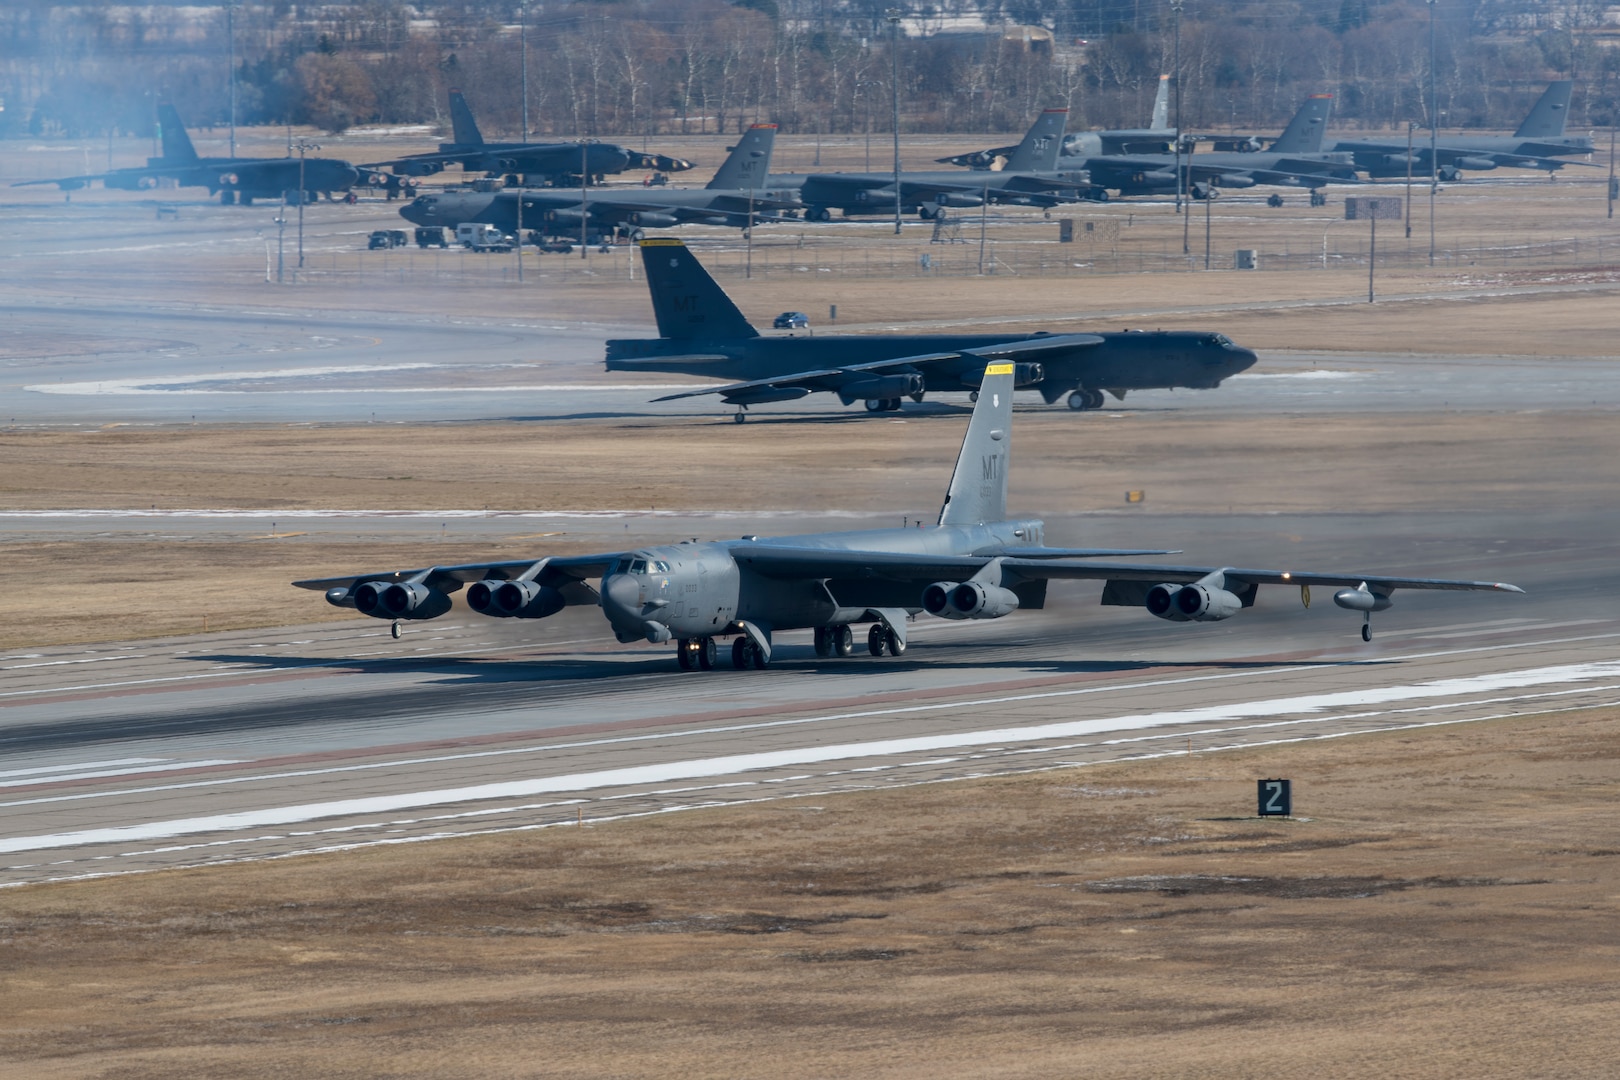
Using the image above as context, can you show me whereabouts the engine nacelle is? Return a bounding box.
[476,580,566,619]
[1146,582,1190,621]
[723,385,813,406]
[935,192,985,208]
[922,581,968,620]
[627,211,680,228]
[218,172,239,186]
[544,209,586,230]
[1453,156,1497,171]
[1332,587,1392,613]
[350,580,452,620]
[948,581,1021,620]
[838,373,924,405]
[1172,583,1243,622]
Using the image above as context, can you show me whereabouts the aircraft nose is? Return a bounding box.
[1231,347,1258,373]
[399,201,428,225]
[601,573,642,629]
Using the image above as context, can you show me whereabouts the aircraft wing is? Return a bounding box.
[727,546,1171,580]
[650,335,1105,403]
[996,559,1523,593]
[292,552,623,599]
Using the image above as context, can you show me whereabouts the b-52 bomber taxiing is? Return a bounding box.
[606,239,1256,419]
[297,363,1522,668]
[14,104,389,203]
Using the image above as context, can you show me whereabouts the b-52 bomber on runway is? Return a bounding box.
[297,363,1521,668]
[366,89,692,185]
[606,239,1256,419]
[14,104,391,203]
[400,124,795,242]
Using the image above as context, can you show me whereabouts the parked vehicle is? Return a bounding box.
[367,229,409,249]
[772,311,810,330]
[456,223,514,252]
[414,226,449,248]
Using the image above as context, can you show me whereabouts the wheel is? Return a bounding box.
[865,399,886,413]
[832,624,854,657]
[1361,623,1372,642]
[750,642,769,669]
[1067,390,1089,411]
[677,639,695,670]
[698,637,717,670]
[732,636,751,669]
[811,206,831,222]
[814,627,833,658]
[733,410,747,424]
[629,228,646,241]
[1085,388,1106,409]
[390,621,402,640]
[918,205,935,220]
[868,623,888,657]
[1267,194,1284,208]
[886,629,906,656]
[968,391,979,402]
[886,398,902,411]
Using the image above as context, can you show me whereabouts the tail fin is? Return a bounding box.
[1004,108,1069,171]
[938,362,1015,526]
[448,89,484,146]
[707,124,777,190]
[1514,80,1573,138]
[637,239,760,340]
[156,104,198,163]
[1269,94,1333,154]
[1150,74,1170,130]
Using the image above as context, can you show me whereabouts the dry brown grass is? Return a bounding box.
[3,707,1617,1077]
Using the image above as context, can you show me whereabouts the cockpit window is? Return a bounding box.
[1205,333,1233,346]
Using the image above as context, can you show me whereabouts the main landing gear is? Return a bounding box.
[867,623,906,657]
[813,625,855,658]
[732,635,768,669]
[864,398,903,413]
[676,636,718,670]
[1067,388,1105,411]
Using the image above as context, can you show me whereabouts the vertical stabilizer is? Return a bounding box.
[1514,80,1573,138]
[1269,94,1333,154]
[637,239,760,340]
[448,89,484,146]
[938,362,1015,526]
[1151,74,1170,130]
[707,124,777,190]
[1004,108,1069,171]
[156,104,199,163]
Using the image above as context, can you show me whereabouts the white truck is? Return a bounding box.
[455,223,515,252]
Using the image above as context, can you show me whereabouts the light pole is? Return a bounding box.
[293,139,319,271]
[519,0,529,139]
[226,0,237,159]
[1427,0,1437,266]
[1171,0,1184,216]
[1405,121,1415,238]
[888,9,902,236]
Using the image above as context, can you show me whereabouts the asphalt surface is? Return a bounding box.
[2,502,1612,887]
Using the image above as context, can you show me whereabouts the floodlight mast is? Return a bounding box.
[888,9,902,237]
[1172,0,1184,217]
[1428,0,1438,266]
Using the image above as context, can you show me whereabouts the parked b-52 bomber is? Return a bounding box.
[296,362,1521,668]
[366,89,692,185]
[1328,80,1594,180]
[1063,94,1358,201]
[399,124,797,242]
[937,74,1175,169]
[14,104,399,203]
[606,239,1256,419]
[769,107,1089,220]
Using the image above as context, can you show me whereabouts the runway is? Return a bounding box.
[1,500,1612,887]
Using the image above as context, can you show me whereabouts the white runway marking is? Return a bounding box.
[0,757,167,780]
[0,760,242,789]
[4,658,1618,856]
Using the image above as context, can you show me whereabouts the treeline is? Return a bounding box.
[3,0,1616,142]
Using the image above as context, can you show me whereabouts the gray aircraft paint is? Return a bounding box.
[608,239,1256,414]
[297,363,1521,669]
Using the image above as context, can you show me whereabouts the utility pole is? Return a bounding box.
[1428,0,1438,266]
[1183,134,1192,255]
[516,189,524,283]
[519,0,529,139]
[1172,0,1184,216]
[581,140,589,259]
[1405,122,1415,238]
[276,195,285,284]
[1608,124,1616,220]
[293,139,319,272]
[1203,182,1214,268]
[888,10,902,236]
[226,0,237,159]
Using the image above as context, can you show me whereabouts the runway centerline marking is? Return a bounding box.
[4,658,1620,856]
